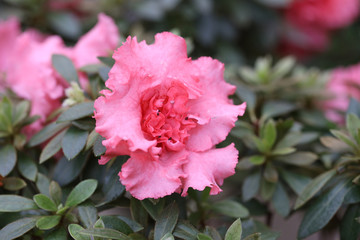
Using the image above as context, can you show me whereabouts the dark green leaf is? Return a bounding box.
[48,12,81,39]
[141,199,165,221]
[62,126,88,160]
[78,203,98,228]
[235,85,256,110]
[340,204,360,240]
[0,144,17,176]
[280,170,311,195]
[99,66,111,81]
[17,154,37,181]
[249,155,265,165]
[203,226,222,240]
[343,183,360,204]
[130,198,148,230]
[346,114,360,144]
[102,216,133,235]
[28,122,69,147]
[79,228,131,240]
[52,54,79,84]
[117,216,144,232]
[13,100,30,126]
[162,233,175,240]
[2,177,26,191]
[261,101,296,120]
[0,217,39,240]
[298,179,351,239]
[93,135,106,156]
[271,147,296,155]
[40,130,66,164]
[294,169,336,209]
[53,153,88,186]
[225,218,242,240]
[36,173,51,196]
[97,57,115,67]
[242,171,261,202]
[196,233,211,240]
[0,195,38,212]
[36,215,61,230]
[44,227,68,240]
[330,129,358,151]
[264,163,278,183]
[33,194,58,211]
[49,181,62,206]
[260,179,276,201]
[211,200,249,218]
[262,120,276,151]
[68,224,91,240]
[154,202,179,240]
[65,179,98,207]
[173,221,199,240]
[276,152,317,166]
[57,102,94,123]
[272,182,290,217]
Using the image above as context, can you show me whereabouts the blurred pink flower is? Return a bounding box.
[322,63,360,123]
[0,18,20,76]
[4,14,119,137]
[94,32,246,200]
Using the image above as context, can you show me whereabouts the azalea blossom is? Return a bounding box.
[94,32,246,200]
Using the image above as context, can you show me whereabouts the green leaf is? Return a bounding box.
[211,200,249,218]
[44,227,68,240]
[225,218,242,240]
[340,204,360,240]
[36,173,51,196]
[79,228,131,240]
[276,152,317,166]
[52,54,79,84]
[197,233,211,240]
[272,56,295,79]
[346,113,360,144]
[0,195,38,212]
[0,217,39,240]
[33,194,58,211]
[203,226,222,240]
[141,198,165,221]
[53,153,88,186]
[298,179,351,239]
[272,182,290,217]
[235,85,256,110]
[17,154,37,181]
[264,163,278,183]
[97,56,115,67]
[262,120,276,151]
[249,155,266,165]
[62,126,89,160]
[343,183,360,204]
[261,101,296,121]
[294,169,336,209]
[28,122,69,147]
[36,215,61,230]
[78,203,98,228]
[130,198,148,230]
[162,233,175,240]
[154,202,179,240]
[330,129,358,151]
[68,224,91,240]
[40,129,66,164]
[57,102,94,123]
[242,171,261,202]
[0,144,17,176]
[101,216,133,235]
[2,177,26,191]
[280,170,311,195]
[260,179,276,201]
[99,66,111,81]
[271,147,296,155]
[117,216,144,233]
[13,100,30,126]
[93,135,106,156]
[49,181,62,206]
[173,221,199,240]
[65,179,97,207]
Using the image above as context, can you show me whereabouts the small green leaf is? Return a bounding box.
[97,56,115,67]
[161,232,175,240]
[62,126,89,160]
[101,216,133,235]
[17,154,37,181]
[52,54,79,84]
[57,102,94,123]
[276,152,317,166]
[173,221,199,240]
[154,202,179,240]
[203,226,222,240]
[53,153,88,186]
[39,129,66,164]
[49,181,62,206]
[261,101,296,121]
[93,135,106,156]
[117,216,144,233]
[99,66,111,81]
[141,198,165,221]
[0,217,39,240]
[13,100,30,126]
[225,218,242,240]
[211,200,249,218]
[0,195,38,212]
[28,122,69,147]
[0,144,17,177]
[249,155,266,165]
[68,224,91,240]
[65,179,98,207]
[280,170,311,195]
[242,171,261,202]
[36,173,51,196]
[340,204,360,240]
[330,129,358,151]
[272,182,290,217]
[264,163,278,183]
[36,215,61,230]
[44,227,67,240]
[2,177,26,191]
[260,179,276,201]
[271,147,296,155]
[79,228,131,240]
[78,203,98,228]
[294,169,336,209]
[197,233,211,240]
[33,194,58,211]
[262,120,276,151]
[346,113,360,144]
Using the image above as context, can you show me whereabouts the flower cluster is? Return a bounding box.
[0,14,119,137]
[94,32,246,199]
[281,0,359,57]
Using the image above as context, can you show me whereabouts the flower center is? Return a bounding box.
[141,83,197,151]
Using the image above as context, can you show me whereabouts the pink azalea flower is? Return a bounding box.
[4,14,119,137]
[94,32,246,200]
[322,63,360,123]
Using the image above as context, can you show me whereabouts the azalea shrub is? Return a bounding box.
[0,1,360,240]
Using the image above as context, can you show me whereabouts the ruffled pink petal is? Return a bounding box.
[119,150,188,200]
[186,57,246,151]
[73,13,119,67]
[182,143,238,196]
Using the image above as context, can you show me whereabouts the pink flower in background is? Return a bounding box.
[322,64,360,123]
[94,32,246,200]
[0,18,20,75]
[3,13,119,137]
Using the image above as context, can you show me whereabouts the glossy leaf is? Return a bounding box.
[154,202,179,240]
[225,218,242,240]
[66,179,97,207]
[57,102,94,122]
[62,126,89,160]
[0,195,38,212]
[0,144,17,177]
